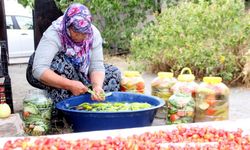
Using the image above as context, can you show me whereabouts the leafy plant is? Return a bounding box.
[54,0,161,55]
[130,0,250,85]
[18,0,34,8]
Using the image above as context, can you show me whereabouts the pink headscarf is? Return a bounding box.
[52,3,93,76]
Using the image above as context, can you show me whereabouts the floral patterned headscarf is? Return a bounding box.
[52,3,93,76]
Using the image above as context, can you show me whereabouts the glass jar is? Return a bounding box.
[195,77,230,122]
[171,67,199,98]
[151,72,177,119]
[22,89,52,136]
[167,93,195,125]
[120,71,145,94]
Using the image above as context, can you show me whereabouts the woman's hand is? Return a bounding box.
[89,70,105,101]
[68,80,88,96]
[91,86,105,101]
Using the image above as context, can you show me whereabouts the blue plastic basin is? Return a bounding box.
[56,92,165,132]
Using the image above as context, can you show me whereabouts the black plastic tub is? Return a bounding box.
[56,92,165,132]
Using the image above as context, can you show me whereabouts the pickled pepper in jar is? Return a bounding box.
[22,89,52,136]
[171,67,199,98]
[195,77,230,122]
[167,93,195,125]
[151,72,177,119]
[120,71,145,94]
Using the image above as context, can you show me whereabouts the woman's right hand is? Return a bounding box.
[68,80,88,96]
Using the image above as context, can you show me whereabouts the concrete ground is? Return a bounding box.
[8,62,250,126]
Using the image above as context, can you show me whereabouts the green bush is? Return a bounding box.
[54,0,160,55]
[18,0,34,8]
[130,0,250,85]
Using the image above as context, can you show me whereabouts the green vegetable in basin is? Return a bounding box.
[73,102,152,112]
[87,88,111,100]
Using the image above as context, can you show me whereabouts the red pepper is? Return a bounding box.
[205,108,216,116]
[23,111,30,118]
[120,85,127,92]
[136,82,145,91]
[206,95,216,106]
[170,114,180,122]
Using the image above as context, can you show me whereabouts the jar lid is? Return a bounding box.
[203,77,222,84]
[157,72,173,78]
[124,71,140,77]
[177,67,195,82]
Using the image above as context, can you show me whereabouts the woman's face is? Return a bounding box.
[69,26,87,43]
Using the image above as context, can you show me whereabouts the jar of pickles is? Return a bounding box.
[22,89,52,136]
[120,71,145,94]
[167,93,195,124]
[151,72,177,119]
[171,67,199,98]
[195,77,230,122]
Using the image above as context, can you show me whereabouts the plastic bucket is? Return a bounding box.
[56,92,165,132]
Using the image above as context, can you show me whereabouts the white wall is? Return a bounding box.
[4,0,32,16]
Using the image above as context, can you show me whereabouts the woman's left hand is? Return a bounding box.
[91,86,105,101]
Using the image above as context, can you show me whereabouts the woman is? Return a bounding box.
[27,3,121,131]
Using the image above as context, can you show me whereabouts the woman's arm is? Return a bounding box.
[89,25,105,100]
[90,70,105,100]
[90,70,105,89]
[89,40,105,89]
[40,69,88,95]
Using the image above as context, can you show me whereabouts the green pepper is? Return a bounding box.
[168,107,178,114]
[74,102,152,112]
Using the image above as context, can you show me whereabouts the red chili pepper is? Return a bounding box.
[206,95,216,106]
[170,114,179,122]
[205,108,216,116]
[136,82,145,91]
